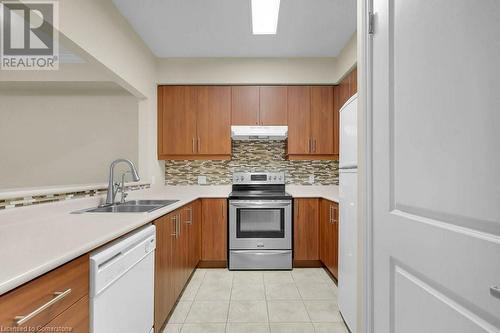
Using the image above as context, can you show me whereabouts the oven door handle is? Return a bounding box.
[230,202,291,208]
[231,250,291,255]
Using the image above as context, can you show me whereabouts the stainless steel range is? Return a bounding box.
[228,172,292,270]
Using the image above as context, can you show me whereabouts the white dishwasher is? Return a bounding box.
[90,224,156,333]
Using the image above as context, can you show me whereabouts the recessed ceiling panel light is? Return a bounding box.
[251,0,280,35]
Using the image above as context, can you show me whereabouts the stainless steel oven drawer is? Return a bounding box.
[229,250,292,270]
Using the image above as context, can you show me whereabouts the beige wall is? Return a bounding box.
[336,32,357,80]
[156,57,338,84]
[0,93,138,189]
[53,0,163,187]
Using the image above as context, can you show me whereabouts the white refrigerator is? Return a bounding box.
[338,93,358,333]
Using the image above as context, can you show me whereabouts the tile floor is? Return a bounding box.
[162,268,349,333]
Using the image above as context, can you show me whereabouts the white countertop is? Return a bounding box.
[0,184,337,295]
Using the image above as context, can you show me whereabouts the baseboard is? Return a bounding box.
[293,259,322,268]
[197,260,227,268]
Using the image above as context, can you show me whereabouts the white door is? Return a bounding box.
[371,1,500,332]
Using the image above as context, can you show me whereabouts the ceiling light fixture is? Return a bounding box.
[251,0,280,35]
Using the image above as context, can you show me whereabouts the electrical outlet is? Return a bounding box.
[197,176,207,185]
[308,175,315,184]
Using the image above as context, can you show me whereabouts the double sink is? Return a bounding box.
[75,199,179,214]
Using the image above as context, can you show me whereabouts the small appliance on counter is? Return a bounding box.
[228,172,292,270]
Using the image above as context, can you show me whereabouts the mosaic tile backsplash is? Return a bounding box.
[165,141,339,185]
[0,183,150,210]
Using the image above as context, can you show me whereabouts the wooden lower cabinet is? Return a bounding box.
[319,199,339,278]
[293,198,320,262]
[201,199,227,263]
[44,295,89,333]
[0,255,89,332]
[154,201,202,333]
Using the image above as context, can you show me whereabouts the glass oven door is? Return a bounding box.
[229,200,292,250]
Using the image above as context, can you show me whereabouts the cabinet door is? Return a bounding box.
[231,86,260,125]
[333,86,341,156]
[287,86,311,155]
[186,200,202,271]
[173,211,188,298]
[197,86,231,155]
[331,202,339,278]
[43,296,88,333]
[260,86,287,125]
[293,198,319,261]
[310,86,334,155]
[201,199,227,261]
[154,213,176,332]
[319,199,332,267]
[349,68,357,96]
[158,86,198,156]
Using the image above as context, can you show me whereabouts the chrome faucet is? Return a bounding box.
[105,159,140,205]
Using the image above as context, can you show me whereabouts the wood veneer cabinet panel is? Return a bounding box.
[154,213,176,333]
[310,86,334,155]
[43,296,88,333]
[0,255,89,330]
[158,86,198,156]
[260,86,288,125]
[293,198,319,261]
[319,199,339,279]
[197,86,231,155]
[201,199,227,261]
[287,86,311,155]
[333,86,341,155]
[231,86,260,125]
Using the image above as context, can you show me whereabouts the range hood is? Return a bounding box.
[231,126,288,140]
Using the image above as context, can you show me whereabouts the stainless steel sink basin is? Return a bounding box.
[123,200,179,206]
[73,199,179,214]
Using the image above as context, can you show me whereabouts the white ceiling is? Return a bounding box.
[112,0,357,58]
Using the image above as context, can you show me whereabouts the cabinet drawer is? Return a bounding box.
[0,254,89,330]
[44,295,88,333]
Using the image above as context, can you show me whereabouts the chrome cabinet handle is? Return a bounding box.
[308,138,312,153]
[197,137,201,153]
[192,138,196,153]
[186,207,193,224]
[333,206,338,224]
[171,216,177,237]
[491,285,500,299]
[177,214,181,237]
[313,139,317,153]
[15,289,72,326]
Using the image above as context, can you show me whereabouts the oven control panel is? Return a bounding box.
[232,172,285,184]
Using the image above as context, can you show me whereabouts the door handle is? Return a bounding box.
[197,137,201,153]
[308,138,312,153]
[192,138,196,153]
[491,285,500,299]
[177,214,181,237]
[313,139,317,153]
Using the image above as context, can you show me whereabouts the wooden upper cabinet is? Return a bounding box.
[310,86,334,155]
[259,86,287,125]
[287,86,311,155]
[158,86,231,160]
[158,86,197,156]
[349,68,358,96]
[231,86,259,125]
[333,86,341,155]
[197,86,231,155]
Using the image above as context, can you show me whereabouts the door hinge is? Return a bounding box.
[368,12,375,35]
